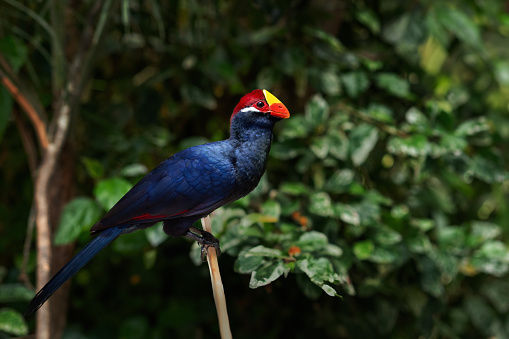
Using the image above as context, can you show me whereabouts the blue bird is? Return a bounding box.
[25,89,289,316]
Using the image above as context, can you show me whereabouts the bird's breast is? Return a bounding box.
[231,139,271,193]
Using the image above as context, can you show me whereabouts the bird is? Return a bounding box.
[25,89,289,316]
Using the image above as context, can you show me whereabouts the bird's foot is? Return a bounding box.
[186,226,221,262]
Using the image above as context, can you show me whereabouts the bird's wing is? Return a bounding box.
[91,143,236,232]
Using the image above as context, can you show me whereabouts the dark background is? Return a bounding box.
[1,0,509,338]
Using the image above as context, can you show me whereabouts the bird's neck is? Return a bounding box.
[229,120,274,144]
[228,115,276,189]
[229,111,277,144]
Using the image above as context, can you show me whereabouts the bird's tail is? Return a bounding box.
[24,226,123,316]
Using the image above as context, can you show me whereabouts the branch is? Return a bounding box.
[50,0,114,138]
[201,216,232,339]
[0,60,48,149]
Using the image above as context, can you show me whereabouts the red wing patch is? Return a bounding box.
[130,210,189,222]
[131,213,166,221]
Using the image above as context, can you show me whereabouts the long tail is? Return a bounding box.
[25,227,123,316]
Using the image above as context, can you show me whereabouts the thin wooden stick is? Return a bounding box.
[201,215,233,339]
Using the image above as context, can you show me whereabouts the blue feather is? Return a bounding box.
[24,227,123,316]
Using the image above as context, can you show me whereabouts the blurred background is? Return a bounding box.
[1,0,509,338]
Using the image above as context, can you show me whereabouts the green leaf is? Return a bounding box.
[455,117,489,136]
[0,308,28,336]
[468,155,506,183]
[341,71,369,98]
[438,134,467,154]
[356,9,380,34]
[410,218,435,232]
[310,136,329,159]
[81,156,104,179]
[297,231,328,252]
[430,250,458,283]
[305,94,329,125]
[320,70,342,96]
[0,284,34,303]
[349,123,379,166]
[368,246,398,264]
[405,107,429,127]
[261,200,281,220]
[0,36,28,71]
[280,115,309,139]
[327,131,349,160]
[471,241,509,277]
[279,182,311,196]
[54,197,102,245]
[467,221,502,247]
[94,177,133,210]
[143,249,157,269]
[383,13,412,44]
[387,135,429,157]
[308,192,333,217]
[406,233,433,254]
[374,225,402,245]
[383,12,426,64]
[435,6,482,49]
[391,204,410,219]
[270,141,300,160]
[324,244,343,257]
[325,169,354,194]
[333,203,360,225]
[494,61,509,86]
[144,223,167,247]
[417,255,444,297]
[353,240,374,260]
[245,245,284,258]
[418,36,447,74]
[249,260,286,288]
[436,226,465,251]
[375,73,411,98]
[296,257,343,297]
[121,163,149,177]
[235,254,264,274]
[304,27,345,53]
[366,103,394,123]
[189,242,203,266]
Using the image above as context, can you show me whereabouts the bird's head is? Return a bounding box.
[231,89,290,125]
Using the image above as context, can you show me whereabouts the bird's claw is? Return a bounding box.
[185,227,221,262]
[199,233,221,262]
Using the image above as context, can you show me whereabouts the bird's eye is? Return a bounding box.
[256,101,265,108]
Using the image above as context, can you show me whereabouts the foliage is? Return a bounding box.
[1,0,509,338]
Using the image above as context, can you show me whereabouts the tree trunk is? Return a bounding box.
[48,143,76,339]
[34,108,73,339]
